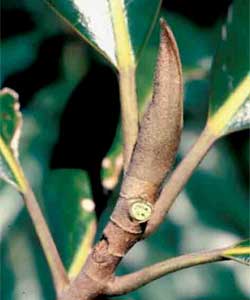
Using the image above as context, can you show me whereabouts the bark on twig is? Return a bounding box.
[106,248,228,295]
[22,186,69,295]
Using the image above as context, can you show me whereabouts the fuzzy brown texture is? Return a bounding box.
[128,19,183,186]
[58,20,183,300]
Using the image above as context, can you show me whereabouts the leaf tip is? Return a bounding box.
[159,18,175,45]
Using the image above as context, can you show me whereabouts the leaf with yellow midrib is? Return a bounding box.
[207,0,250,137]
[45,0,161,70]
[222,239,250,266]
[0,88,27,192]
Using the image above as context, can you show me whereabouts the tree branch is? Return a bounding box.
[106,247,228,295]
[57,20,184,300]
[119,67,138,171]
[144,125,217,237]
[22,185,69,295]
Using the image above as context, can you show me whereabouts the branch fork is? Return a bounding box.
[57,20,223,300]
[16,19,226,300]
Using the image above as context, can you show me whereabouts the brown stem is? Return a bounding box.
[22,186,69,295]
[106,248,227,295]
[145,126,217,237]
[119,67,138,171]
[58,21,185,300]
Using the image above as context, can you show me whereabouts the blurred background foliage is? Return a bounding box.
[0,0,249,299]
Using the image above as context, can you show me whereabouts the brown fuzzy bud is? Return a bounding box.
[127,19,183,186]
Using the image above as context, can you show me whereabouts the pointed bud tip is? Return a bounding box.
[159,18,167,28]
[127,17,183,185]
[159,18,175,44]
[158,18,182,77]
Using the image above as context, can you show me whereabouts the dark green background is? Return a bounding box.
[0,1,249,300]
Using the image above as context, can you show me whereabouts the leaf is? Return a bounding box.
[207,0,250,137]
[0,88,26,192]
[43,169,96,277]
[222,239,250,266]
[45,0,161,69]
[1,78,92,298]
[186,153,249,236]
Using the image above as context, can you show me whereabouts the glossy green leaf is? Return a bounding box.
[208,0,250,136]
[125,0,161,62]
[0,88,26,192]
[44,169,95,278]
[2,2,249,299]
[222,239,250,266]
[45,0,161,69]
[101,9,219,190]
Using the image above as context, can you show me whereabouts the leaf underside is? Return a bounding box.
[208,0,250,136]
[222,239,250,266]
